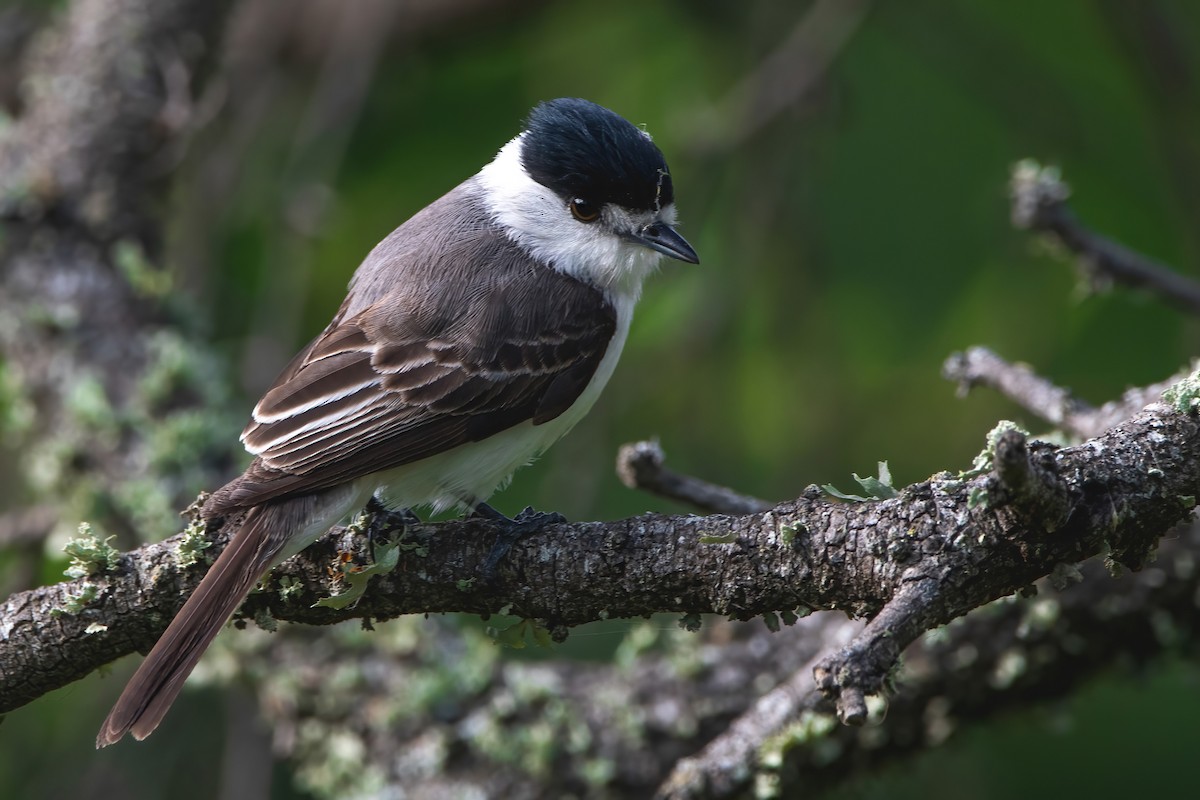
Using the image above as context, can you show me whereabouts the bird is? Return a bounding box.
[96,97,699,746]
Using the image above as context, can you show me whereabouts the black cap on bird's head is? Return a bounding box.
[520,98,675,214]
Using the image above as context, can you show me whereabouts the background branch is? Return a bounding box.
[656,516,1200,799]
[943,346,1180,440]
[616,439,773,514]
[5,392,1200,725]
[1010,160,1200,315]
[4,3,1200,798]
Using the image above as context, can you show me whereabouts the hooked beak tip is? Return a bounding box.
[634,223,700,264]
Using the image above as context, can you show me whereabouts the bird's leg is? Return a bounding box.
[362,497,420,562]
[470,502,567,579]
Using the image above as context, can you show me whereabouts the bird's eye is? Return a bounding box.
[569,199,600,223]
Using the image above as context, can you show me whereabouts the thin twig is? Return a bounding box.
[616,439,773,514]
[1010,160,1200,315]
[943,346,1178,439]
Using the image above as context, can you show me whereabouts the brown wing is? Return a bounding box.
[205,264,616,514]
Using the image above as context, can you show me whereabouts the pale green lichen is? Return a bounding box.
[1016,598,1061,639]
[252,607,278,633]
[757,708,839,793]
[1010,159,1070,229]
[65,375,119,440]
[53,581,101,616]
[461,668,610,782]
[823,461,898,502]
[1163,369,1200,413]
[9,324,236,554]
[137,331,228,412]
[343,510,372,538]
[989,648,1028,689]
[145,411,223,472]
[174,518,213,568]
[614,620,660,669]
[383,622,497,721]
[1150,609,1183,648]
[56,522,119,617]
[967,486,990,510]
[964,420,1030,478]
[0,360,35,437]
[579,757,616,787]
[779,520,805,545]
[116,477,185,545]
[276,575,304,602]
[63,522,119,579]
[1048,562,1084,591]
[292,727,385,799]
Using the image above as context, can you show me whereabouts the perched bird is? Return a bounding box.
[97,97,698,746]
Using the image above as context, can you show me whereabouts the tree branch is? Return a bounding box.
[0,0,238,547]
[5,7,1200,797]
[6,388,1200,722]
[1010,159,1200,314]
[656,516,1200,799]
[943,345,1179,439]
[616,439,773,514]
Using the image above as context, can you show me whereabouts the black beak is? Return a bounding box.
[631,222,700,264]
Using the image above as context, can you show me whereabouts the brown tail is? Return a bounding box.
[96,504,289,747]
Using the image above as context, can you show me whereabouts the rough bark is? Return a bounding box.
[3,3,1200,800]
[0,0,237,548]
[4,390,1199,716]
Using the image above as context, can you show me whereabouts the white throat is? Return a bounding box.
[475,136,671,300]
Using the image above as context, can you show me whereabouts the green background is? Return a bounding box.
[3,1,1199,797]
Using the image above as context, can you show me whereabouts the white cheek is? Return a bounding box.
[476,137,662,295]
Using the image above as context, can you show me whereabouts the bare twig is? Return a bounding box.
[1010,160,1200,315]
[617,440,773,514]
[944,345,1179,439]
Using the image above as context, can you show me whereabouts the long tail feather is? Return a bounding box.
[96,505,288,747]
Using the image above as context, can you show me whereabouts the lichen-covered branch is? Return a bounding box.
[5,386,1200,728]
[656,518,1200,799]
[943,345,1179,439]
[0,0,237,547]
[5,7,1200,798]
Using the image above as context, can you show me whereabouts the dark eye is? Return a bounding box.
[569,198,600,223]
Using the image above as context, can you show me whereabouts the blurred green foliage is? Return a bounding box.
[5,0,1200,797]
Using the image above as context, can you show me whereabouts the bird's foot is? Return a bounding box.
[363,499,421,561]
[471,503,567,579]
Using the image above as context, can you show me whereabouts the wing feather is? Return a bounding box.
[210,262,617,514]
